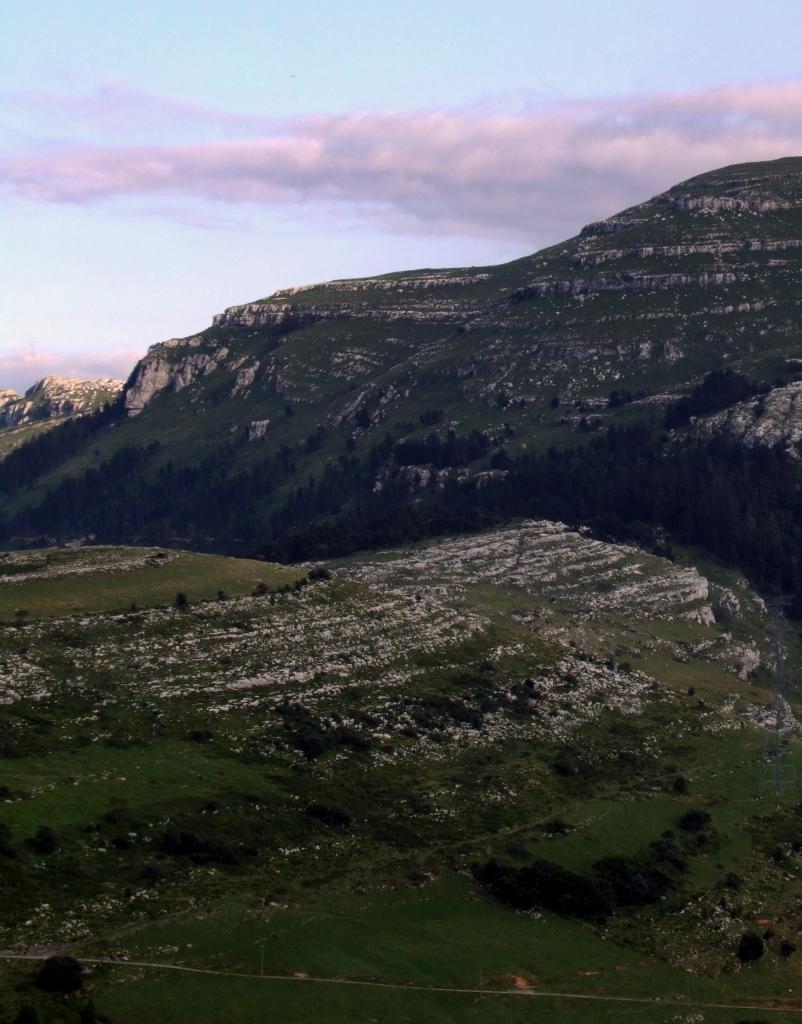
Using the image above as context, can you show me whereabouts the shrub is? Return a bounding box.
[34,955,84,993]
[13,1005,40,1024]
[158,829,237,865]
[737,931,765,963]
[672,776,689,794]
[678,809,711,832]
[187,729,214,743]
[174,591,189,609]
[474,858,612,919]
[780,939,797,959]
[29,826,59,854]
[0,822,15,857]
[139,862,163,885]
[592,855,672,907]
[306,802,352,829]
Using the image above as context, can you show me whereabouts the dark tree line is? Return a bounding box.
[5,405,802,611]
[663,368,763,429]
[262,425,802,613]
[393,429,490,468]
[0,400,121,493]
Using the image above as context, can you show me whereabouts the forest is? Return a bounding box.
[4,371,802,610]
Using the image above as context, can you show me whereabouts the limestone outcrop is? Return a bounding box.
[0,376,123,428]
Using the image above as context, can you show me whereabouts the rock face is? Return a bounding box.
[0,376,123,428]
[691,382,802,453]
[124,338,230,416]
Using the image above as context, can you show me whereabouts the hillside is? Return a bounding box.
[1,526,800,1022]
[4,157,802,588]
[0,376,123,459]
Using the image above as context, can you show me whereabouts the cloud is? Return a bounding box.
[0,346,139,395]
[6,79,274,141]
[2,81,802,242]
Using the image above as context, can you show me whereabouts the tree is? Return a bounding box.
[34,955,84,993]
[737,931,765,963]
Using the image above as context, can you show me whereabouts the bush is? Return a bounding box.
[306,802,352,829]
[474,858,612,919]
[34,955,84,993]
[139,862,164,885]
[592,855,672,907]
[0,822,15,858]
[737,931,765,963]
[29,825,59,854]
[678,809,711,832]
[13,1006,40,1024]
[174,591,189,609]
[158,829,238,866]
[187,729,214,743]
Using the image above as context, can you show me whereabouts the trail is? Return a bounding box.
[2,952,800,1015]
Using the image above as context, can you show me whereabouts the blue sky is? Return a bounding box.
[3,0,802,390]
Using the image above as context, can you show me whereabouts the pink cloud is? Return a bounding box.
[0,346,138,395]
[2,81,802,242]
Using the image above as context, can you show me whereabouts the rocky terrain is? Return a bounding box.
[0,375,123,458]
[1,524,800,1022]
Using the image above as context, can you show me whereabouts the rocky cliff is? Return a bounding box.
[0,376,123,428]
[0,375,123,458]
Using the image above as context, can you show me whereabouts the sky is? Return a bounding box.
[3,0,802,392]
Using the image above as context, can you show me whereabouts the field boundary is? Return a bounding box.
[2,952,800,1014]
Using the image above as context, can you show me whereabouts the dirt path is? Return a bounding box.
[2,952,800,1015]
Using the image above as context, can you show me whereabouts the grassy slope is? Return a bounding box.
[1,533,802,1022]
[0,547,301,618]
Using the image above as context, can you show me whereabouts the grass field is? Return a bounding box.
[0,546,302,618]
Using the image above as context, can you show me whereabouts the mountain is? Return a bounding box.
[5,158,802,1021]
[0,375,123,459]
[4,157,802,587]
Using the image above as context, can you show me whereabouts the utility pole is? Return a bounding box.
[255,937,267,977]
[759,600,797,800]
